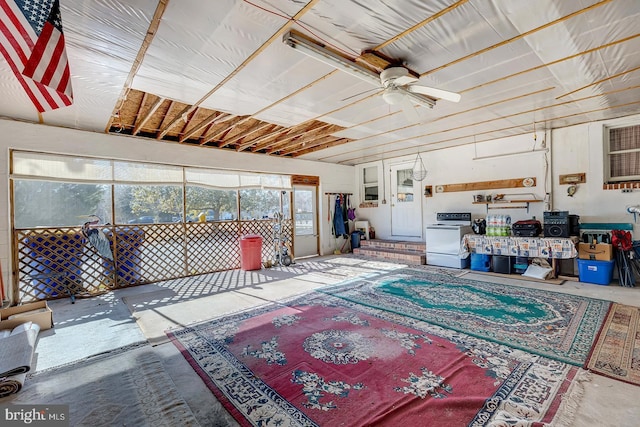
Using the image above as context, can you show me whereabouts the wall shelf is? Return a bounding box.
[472,199,542,213]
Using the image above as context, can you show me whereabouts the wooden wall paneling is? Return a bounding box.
[437,177,536,193]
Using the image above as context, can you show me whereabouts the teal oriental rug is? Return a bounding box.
[322,269,610,366]
[169,291,582,426]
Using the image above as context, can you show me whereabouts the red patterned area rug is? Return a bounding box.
[586,303,640,386]
[168,292,581,426]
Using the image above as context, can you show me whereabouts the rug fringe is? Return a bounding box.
[551,369,592,427]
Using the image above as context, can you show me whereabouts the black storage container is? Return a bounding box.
[513,256,529,274]
[492,255,513,274]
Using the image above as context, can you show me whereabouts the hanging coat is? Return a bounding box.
[333,195,346,237]
[347,194,356,220]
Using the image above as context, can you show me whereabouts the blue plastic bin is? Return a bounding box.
[577,259,614,285]
[351,231,363,249]
[470,253,491,271]
[25,233,83,299]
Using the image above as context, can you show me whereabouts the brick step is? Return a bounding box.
[360,239,425,253]
[353,247,426,265]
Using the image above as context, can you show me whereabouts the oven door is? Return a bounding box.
[425,225,465,255]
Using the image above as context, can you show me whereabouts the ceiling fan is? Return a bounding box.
[283,31,461,110]
[378,66,460,105]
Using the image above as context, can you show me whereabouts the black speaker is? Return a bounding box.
[544,211,570,238]
[544,223,569,238]
[569,214,580,236]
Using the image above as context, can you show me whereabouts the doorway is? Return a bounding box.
[390,164,422,237]
[292,184,318,258]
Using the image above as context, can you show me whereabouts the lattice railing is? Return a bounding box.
[13,219,292,303]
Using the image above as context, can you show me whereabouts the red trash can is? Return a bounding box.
[239,234,263,271]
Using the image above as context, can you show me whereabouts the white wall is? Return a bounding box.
[552,114,640,231]
[355,132,550,240]
[354,113,640,241]
[0,119,356,294]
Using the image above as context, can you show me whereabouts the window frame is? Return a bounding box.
[604,123,640,183]
[361,164,379,203]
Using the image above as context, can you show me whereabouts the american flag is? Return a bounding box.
[0,0,73,112]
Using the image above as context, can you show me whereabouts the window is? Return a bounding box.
[606,124,640,182]
[294,189,313,235]
[362,166,378,201]
[14,180,110,228]
[11,151,293,225]
[115,184,183,224]
[396,168,414,202]
[186,186,237,222]
[239,189,282,220]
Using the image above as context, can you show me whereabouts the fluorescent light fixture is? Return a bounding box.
[283,31,436,109]
[472,148,548,161]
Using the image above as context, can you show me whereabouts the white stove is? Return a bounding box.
[426,213,472,268]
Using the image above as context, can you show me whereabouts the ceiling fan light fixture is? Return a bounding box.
[382,88,404,105]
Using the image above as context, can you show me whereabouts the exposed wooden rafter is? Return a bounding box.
[156,0,320,139]
[180,112,229,143]
[220,122,274,148]
[200,116,248,145]
[133,94,165,136]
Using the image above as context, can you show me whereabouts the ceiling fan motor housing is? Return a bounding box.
[380,67,410,87]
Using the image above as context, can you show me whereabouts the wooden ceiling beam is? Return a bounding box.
[461,33,640,95]
[154,100,174,138]
[217,122,272,148]
[251,123,316,152]
[178,107,198,137]
[262,122,332,152]
[421,0,613,77]
[240,128,291,151]
[156,0,320,139]
[322,86,640,164]
[236,124,284,151]
[132,94,166,135]
[200,116,247,145]
[130,92,148,133]
[180,112,231,142]
[267,124,340,154]
[105,0,168,133]
[373,0,468,51]
[292,138,351,157]
[280,133,346,155]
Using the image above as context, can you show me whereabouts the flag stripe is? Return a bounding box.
[0,41,45,111]
[23,21,59,84]
[0,0,35,54]
[0,0,72,112]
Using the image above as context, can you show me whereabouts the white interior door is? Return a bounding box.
[390,165,422,237]
[293,185,318,258]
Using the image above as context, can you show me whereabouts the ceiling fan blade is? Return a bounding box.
[400,96,421,123]
[341,87,381,102]
[407,84,461,103]
[393,75,418,86]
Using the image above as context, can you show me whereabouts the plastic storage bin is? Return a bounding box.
[240,234,263,271]
[492,255,513,274]
[513,256,529,274]
[351,231,363,249]
[470,253,491,271]
[577,259,614,285]
[103,227,145,284]
[24,232,83,299]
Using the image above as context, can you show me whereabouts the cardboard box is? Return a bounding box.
[578,242,613,261]
[0,301,53,331]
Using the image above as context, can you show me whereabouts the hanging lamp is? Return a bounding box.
[411,152,428,181]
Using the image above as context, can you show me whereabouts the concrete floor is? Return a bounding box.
[18,256,640,426]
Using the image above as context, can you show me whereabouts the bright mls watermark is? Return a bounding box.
[0,405,69,426]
